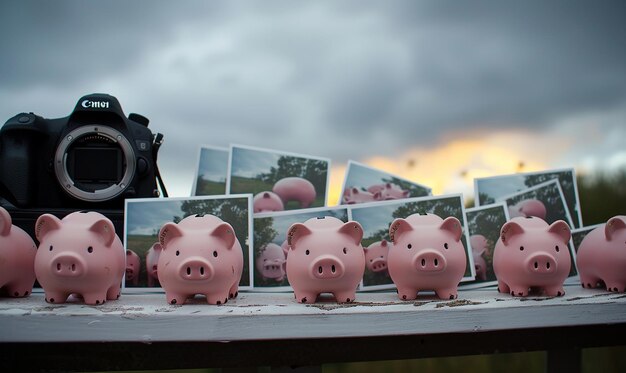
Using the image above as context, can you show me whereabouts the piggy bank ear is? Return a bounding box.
[159,222,183,249]
[35,214,63,241]
[389,218,413,243]
[0,207,11,236]
[211,222,236,250]
[381,239,388,247]
[338,221,364,245]
[605,216,626,241]
[548,220,571,245]
[89,218,117,247]
[287,223,312,250]
[500,221,525,246]
[153,243,163,252]
[440,217,463,242]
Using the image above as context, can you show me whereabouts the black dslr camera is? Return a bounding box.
[0,93,167,237]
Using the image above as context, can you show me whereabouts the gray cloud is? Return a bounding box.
[1,1,625,195]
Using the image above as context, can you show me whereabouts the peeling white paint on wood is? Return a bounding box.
[1,285,624,343]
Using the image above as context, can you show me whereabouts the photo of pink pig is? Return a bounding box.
[256,243,287,282]
[145,242,163,287]
[125,249,141,286]
[253,191,285,213]
[273,177,317,209]
[364,239,390,274]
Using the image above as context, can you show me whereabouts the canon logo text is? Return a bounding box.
[81,100,109,109]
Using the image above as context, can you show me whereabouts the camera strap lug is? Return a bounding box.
[152,133,168,197]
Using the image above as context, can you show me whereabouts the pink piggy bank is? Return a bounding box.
[376,183,410,200]
[286,217,365,303]
[34,211,125,305]
[158,214,243,305]
[0,207,37,298]
[388,214,467,300]
[256,243,287,282]
[146,243,163,287]
[470,234,489,281]
[125,249,141,286]
[493,217,571,297]
[576,216,626,292]
[508,199,547,220]
[364,239,390,273]
[253,191,284,213]
[273,177,317,208]
[342,187,377,204]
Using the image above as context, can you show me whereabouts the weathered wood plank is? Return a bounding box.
[1,285,624,343]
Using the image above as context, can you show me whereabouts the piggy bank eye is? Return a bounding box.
[305,250,310,255]
[407,244,412,250]
[520,246,525,251]
[555,245,560,253]
[87,246,93,254]
[343,247,347,254]
[370,259,373,262]
[444,243,449,250]
[176,250,180,256]
[213,251,218,258]
[49,245,53,251]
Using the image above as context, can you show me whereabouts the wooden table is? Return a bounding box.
[1,284,624,372]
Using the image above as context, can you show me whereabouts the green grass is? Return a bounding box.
[195,178,227,195]
[230,176,274,195]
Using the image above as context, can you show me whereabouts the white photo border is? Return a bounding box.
[459,202,509,290]
[191,145,229,196]
[227,143,332,206]
[348,193,475,292]
[252,205,351,292]
[123,194,254,294]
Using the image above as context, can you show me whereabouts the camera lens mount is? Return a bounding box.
[54,125,136,202]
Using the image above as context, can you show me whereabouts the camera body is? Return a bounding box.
[0,94,164,238]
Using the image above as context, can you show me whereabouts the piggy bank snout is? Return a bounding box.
[51,253,86,278]
[526,253,557,274]
[413,249,447,272]
[178,257,214,281]
[263,259,284,272]
[310,255,345,280]
[370,258,388,272]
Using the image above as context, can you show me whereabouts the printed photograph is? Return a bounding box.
[253,206,349,290]
[341,160,431,205]
[474,168,583,228]
[228,144,330,212]
[349,194,474,291]
[191,145,229,196]
[463,203,509,288]
[124,195,253,290]
[501,179,574,227]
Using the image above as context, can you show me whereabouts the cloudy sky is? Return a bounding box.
[1,1,625,203]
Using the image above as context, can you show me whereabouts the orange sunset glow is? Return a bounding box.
[328,130,554,205]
